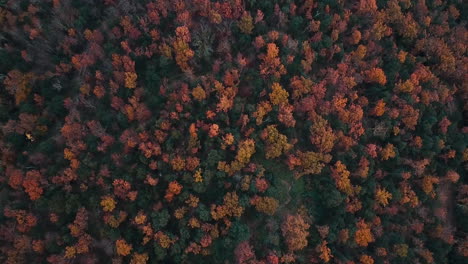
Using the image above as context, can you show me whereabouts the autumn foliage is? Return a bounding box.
[281,214,310,252]
[0,0,466,263]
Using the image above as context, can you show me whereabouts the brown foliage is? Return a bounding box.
[281,214,310,252]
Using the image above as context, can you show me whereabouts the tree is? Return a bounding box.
[238,12,254,34]
[131,253,149,264]
[125,72,138,89]
[269,82,289,106]
[309,115,335,153]
[380,143,396,160]
[101,196,116,212]
[211,192,244,220]
[400,104,419,130]
[165,181,183,202]
[192,85,207,101]
[317,241,333,263]
[331,161,353,195]
[359,254,374,264]
[439,117,451,134]
[253,101,272,125]
[261,125,292,159]
[364,68,387,85]
[278,104,296,127]
[281,214,310,252]
[22,170,43,201]
[372,99,386,116]
[234,241,256,264]
[7,167,23,190]
[173,26,194,71]
[251,196,279,215]
[260,43,286,78]
[219,139,256,175]
[3,70,36,105]
[375,187,392,207]
[116,239,132,256]
[289,151,331,179]
[354,220,374,247]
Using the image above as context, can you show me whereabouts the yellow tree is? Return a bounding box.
[211,192,244,220]
[290,151,332,179]
[173,26,194,71]
[375,187,392,207]
[331,161,353,195]
[261,125,292,159]
[253,101,272,125]
[251,196,279,215]
[116,239,132,256]
[238,11,254,34]
[380,143,396,160]
[269,82,289,106]
[192,85,206,101]
[219,139,256,175]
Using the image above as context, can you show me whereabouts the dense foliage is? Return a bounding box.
[0,0,467,263]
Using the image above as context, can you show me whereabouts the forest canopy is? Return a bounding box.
[0,0,467,263]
